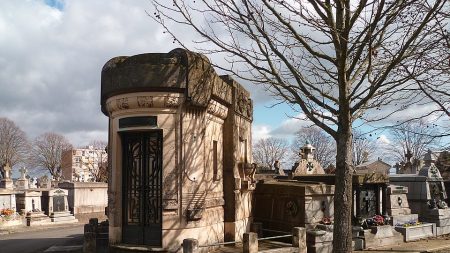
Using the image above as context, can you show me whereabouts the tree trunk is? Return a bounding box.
[333,127,353,252]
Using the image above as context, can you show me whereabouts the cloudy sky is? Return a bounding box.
[0,0,324,147]
[1,0,447,166]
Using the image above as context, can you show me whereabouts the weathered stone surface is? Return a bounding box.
[243,232,258,253]
[103,49,254,252]
[395,223,435,241]
[101,49,235,115]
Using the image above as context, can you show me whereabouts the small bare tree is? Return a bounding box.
[388,120,438,163]
[253,137,289,170]
[30,132,72,181]
[353,130,377,166]
[292,126,335,168]
[88,140,108,182]
[0,118,29,174]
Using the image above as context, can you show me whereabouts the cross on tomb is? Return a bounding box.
[3,164,11,179]
[394,163,401,173]
[405,149,413,163]
[19,167,27,179]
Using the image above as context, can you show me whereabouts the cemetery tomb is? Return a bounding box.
[391,150,450,236]
[0,164,21,227]
[293,174,405,249]
[253,179,334,253]
[16,190,51,226]
[386,185,435,242]
[42,188,78,223]
[101,49,254,252]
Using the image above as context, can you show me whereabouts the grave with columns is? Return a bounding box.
[42,188,78,223]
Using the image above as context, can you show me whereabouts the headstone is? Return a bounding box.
[29,177,37,189]
[16,167,29,190]
[38,175,51,189]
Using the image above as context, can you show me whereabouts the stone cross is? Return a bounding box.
[423,149,435,167]
[3,163,11,179]
[19,167,27,180]
[394,163,401,174]
[405,149,413,163]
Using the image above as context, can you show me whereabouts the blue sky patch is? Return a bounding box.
[44,0,64,10]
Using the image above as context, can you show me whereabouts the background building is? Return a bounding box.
[61,146,107,182]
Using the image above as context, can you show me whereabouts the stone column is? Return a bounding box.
[183,238,199,253]
[292,227,306,253]
[243,232,258,253]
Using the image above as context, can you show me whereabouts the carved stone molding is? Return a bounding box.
[105,92,184,115]
[207,100,228,120]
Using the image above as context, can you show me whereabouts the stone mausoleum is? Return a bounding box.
[101,49,254,251]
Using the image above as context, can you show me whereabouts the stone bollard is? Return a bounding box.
[83,224,97,253]
[292,227,306,253]
[250,222,263,238]
[243,232,258,253]
[183,238,199,253]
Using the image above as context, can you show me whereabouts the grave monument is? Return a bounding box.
[292,142,325,175]
[101,49,253,252]
[386,185,435,241]
[391,150,450,235]
[42,188,77,223]
[16,167,29,190]
[0,163,13,189]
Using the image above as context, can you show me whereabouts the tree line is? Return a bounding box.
[0,117,107,182]
[253,120,446,172]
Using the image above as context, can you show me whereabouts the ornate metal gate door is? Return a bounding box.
[122,131,163,246]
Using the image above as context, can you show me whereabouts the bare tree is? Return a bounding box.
[353,130,377,166]
[152,0,450,250]
[0,118,29,174]
[388,120,439,163]
[30,132,72,181]
[292,126,335,168]
[88,140,108,182]
[253,137,289,170]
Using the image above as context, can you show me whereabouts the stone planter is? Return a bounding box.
[395,223,435,241]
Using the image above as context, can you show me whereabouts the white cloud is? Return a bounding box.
[377,134,391,145]
[0,0,277,148]
[0,0,183,146]
[270,113,313,138]
[252,125,272,142]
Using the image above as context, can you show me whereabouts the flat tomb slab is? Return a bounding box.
[395,223,435,242]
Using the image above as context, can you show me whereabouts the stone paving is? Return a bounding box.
[209,236,450,253]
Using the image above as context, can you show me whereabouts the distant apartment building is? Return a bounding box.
[61,146,107,182]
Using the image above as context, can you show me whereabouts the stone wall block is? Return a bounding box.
[243,232,258,253]
[292,227,306,253]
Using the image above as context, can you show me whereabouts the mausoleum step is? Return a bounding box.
[110,244,168,253]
